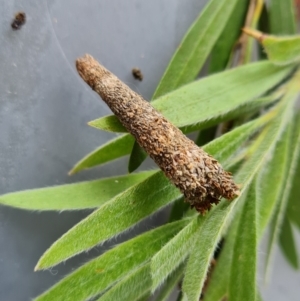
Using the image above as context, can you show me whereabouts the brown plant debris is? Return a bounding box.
[76,54,240,214]
[132,68,143,81]
[11,12,26,30]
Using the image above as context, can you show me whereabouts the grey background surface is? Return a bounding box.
[0,1,299,300]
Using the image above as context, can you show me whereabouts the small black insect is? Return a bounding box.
[11,12,26,30]
[132,68,143,81]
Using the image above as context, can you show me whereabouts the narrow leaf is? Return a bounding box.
[35,219,188,301]
[279,216,299,269]
[151,216,202,291]
[256,114,291,238]
[182,202,232,301]
[234,93,294,185]
[69,134,134,175]
[137,293,151,301]
[265,114,300,278]
[35,171,180,269]
[199,94,295,299]
[143,62,291,129]
[287,112,300,229]
[185,109,288,301]
[168,93,292,300]
[97,263,151,301]
[209,0,249,73]
[153,0,240,98]
[287,152,300,229]
[203,202,243,301]
[228,179,257,301]
[88,115,126,133]
[269,0,297,35]
[128,141,147,173]
[156,264,184,301]
[0,171,155,211]
[204,110,274,165]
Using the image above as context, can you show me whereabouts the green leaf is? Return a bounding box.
[69,134,134,175]
[0,171,155,211]
[166,92,293,301]
[88,115,126,133]
[137,90,296,298]
[199,93,295,298]
[35,171,181,269]
[71,62,292,174]
[287,137,300,229]
[97,263,151,301]
[203,201,243,301]
[155,264,184,301]
[265,112,300,278]
[165,61,291,128]
[262,34,300,66]
[209,0,249,73]
[256,114,291,238]
[286,112,300,229]
[279,216,299,269]
[152,0,241,98]
[151,216,202,291]
[228,179,257,301]
[234,91,295,185]
[137,292,152,301]
[35,219,187,301]
[180,95,279,134]
[203,109,274,165]
[128,141,147,173]
[100,62,291,131]
[269,0,297,35]
[182,202,233,301]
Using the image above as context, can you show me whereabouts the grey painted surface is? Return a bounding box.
[259,227,300,301]
[0,1,299,301]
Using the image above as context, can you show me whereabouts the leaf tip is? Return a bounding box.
[68,169,76,176]
[68,164,82,175]
[87,120,95,128]
[34,263,41,271]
